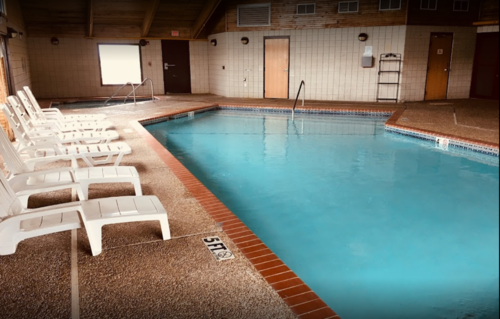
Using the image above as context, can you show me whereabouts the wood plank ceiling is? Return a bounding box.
[19,0,223,39]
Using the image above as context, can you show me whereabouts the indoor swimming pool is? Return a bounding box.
[146,110,500,319]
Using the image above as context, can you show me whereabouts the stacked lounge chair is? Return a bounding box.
[0,88,171,256]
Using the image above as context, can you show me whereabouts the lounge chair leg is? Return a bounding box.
[85,223,103,256]
[0,243,18,255]
[77,183,89,200]
[114,154,125,167]
[133,181,143,196]
[18,195,30,208]
[158,216,171,241]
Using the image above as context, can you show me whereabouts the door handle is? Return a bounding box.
[444,69,449,72]
[164,63,176,70]
[284,69,289,72]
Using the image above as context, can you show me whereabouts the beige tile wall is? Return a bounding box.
[189,41,210,94]
[208,26,407,102]
[6,36,31,93]
[27,38,164,99]
[477,26,499,33]
[401,26,477,102]
[208,33,230,97]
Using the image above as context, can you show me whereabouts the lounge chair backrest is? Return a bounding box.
[0,170,22,219]
[17,91,45,122]
[0,102,33,149]
[7,96,38,133]
[23,86,43,113]
[0,124,30,175]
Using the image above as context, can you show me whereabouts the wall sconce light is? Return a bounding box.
[358,33,368,42]
[139,39,150,46]
[7,28,19,39]
[241,37,249,45]
[19,32,24,40]
[50,37,60,45]
[210,39,217,47]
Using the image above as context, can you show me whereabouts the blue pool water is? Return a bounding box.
[146,110,500,319]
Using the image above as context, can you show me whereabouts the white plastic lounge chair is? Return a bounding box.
[0,127,142,208]
[23,86,107,123]
[0,170,171,256]
[2,99,119,145]
[1,103,131,167]
[14,93,113,132]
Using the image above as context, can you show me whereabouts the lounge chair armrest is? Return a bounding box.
[17,202,83,219]
[41,108,63,115]
[9,167,75,179]
[23,155,79,171]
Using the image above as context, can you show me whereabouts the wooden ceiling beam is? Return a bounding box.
[141,0,161,37]
[87,0,94,37]
[191,0,222,39]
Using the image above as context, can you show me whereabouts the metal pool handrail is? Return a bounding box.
[292,81,305,121]
[125,78,155,104]
[104,82,136,106]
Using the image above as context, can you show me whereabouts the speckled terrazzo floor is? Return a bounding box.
[0,95,498,319]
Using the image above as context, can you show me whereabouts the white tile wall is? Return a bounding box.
[478,25,499,33]
[27,38,164,98]
[208,33,230,97]
[189,41,210,94]
[24,26,480,102]
[401,26,477,102]
[208,26,408,102]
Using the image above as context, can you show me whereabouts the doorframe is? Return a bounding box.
[161,40,192,94]
[470,32,499,100]
[424,32,454,101]
[263,36,290,99]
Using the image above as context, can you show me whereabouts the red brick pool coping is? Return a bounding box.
[131,104,498,319]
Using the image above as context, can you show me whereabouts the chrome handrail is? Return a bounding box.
[125,78,155,104]
[104,82,135,106]
[292,81,305,121]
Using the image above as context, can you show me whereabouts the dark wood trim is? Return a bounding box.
[97,43,144,87]
[263,36,290,100]
[1,35,14,95]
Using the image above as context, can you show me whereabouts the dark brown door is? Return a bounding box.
[264,37,289,99]
[425,33,453,101]
[471,32,499,100]
[162,40,191,94]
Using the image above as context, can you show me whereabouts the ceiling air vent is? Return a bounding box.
[297,3,316,15]
[339,1,359,13]
[238,4,271,27]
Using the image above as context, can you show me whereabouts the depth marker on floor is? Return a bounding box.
[203,236,235,261]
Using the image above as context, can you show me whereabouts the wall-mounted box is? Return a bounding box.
[362,46,374,68]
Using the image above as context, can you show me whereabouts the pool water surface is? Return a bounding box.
[146,110,499,319]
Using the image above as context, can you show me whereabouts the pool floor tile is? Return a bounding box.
[264,271,297,284]
[278,284,313,299]
[298,307,340,319]
[254,259,285,271]
[284,292,322,307]
[271,278,306,291]
[291,299,329,316]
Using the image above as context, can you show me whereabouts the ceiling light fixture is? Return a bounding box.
[210,39,217,47]
[50,37,60,45]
